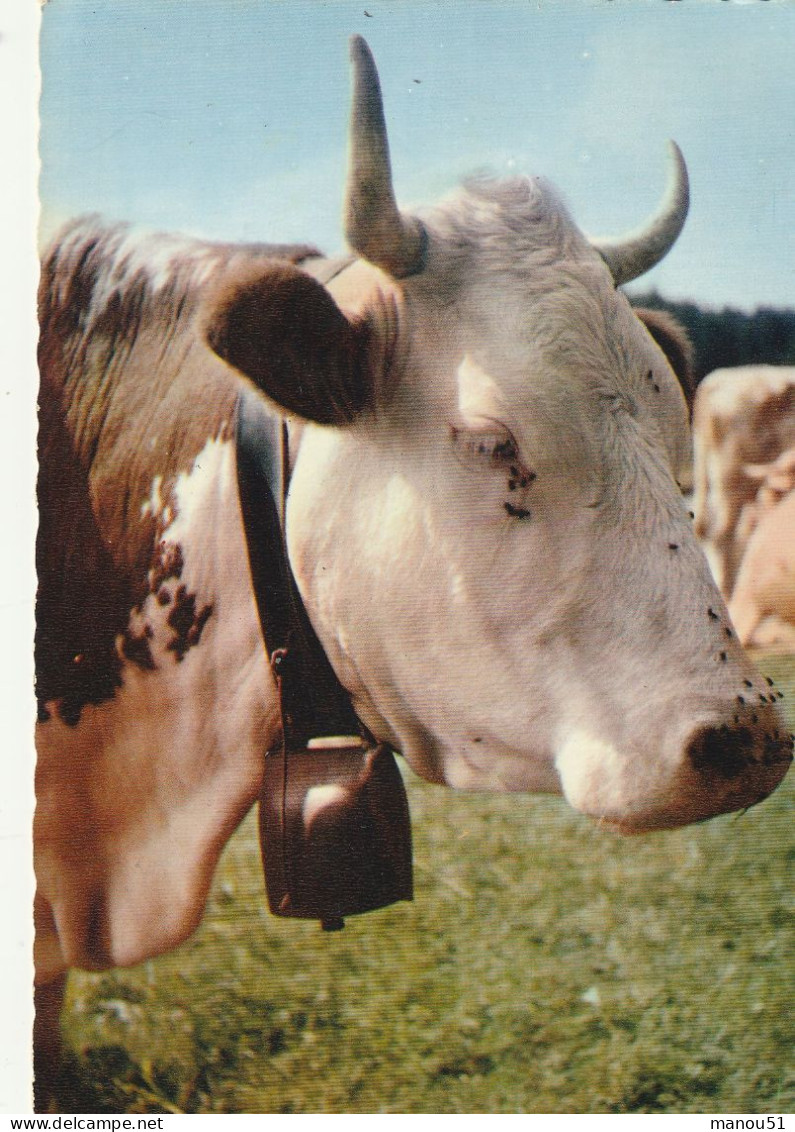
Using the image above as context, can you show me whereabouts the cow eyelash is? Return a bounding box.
[451,426,519,468]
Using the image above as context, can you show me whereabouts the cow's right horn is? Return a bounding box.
[592,141,689,286]
[344,35,427,278]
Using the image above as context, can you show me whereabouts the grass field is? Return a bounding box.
[56,653,795,1114]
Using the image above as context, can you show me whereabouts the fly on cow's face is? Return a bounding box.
[451,424,519,470]
[510,467,536,487]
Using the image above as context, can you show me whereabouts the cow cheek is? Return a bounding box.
[291,467,559,790]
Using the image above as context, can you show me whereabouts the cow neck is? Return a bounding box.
[235,388,365,748]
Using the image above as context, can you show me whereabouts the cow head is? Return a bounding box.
[206,37,791,832]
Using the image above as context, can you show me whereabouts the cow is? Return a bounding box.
[727,449,795,648]
[692,365,795,600]
[35,36,791,1109]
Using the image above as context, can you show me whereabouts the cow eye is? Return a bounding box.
[451,425,519,468]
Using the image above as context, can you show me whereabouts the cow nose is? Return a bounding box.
[687,721,794,780]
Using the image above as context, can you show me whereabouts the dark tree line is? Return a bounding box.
[630,291,795,386]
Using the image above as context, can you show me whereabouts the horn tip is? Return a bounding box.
[666,140,689,192]
[591,141,690,286]
[349,34,371,62]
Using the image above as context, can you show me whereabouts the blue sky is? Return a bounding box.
[0,1,792,1106]
[38,0,795,311]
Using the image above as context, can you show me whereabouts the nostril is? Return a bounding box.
[687,725,755,779]
[761,732,795,767]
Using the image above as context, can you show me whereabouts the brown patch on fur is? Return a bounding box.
[204,261,372,425]
[37,219,317,724]
[35,387,127,724]
[166,587,214,662]
[150,541,184,593]
[121,624,156,670]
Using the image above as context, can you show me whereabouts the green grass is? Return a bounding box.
[56,654,795,1114]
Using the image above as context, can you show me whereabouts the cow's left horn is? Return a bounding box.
[592,142,689,286]
[344,35,427,278]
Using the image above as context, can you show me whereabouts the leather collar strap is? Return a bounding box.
[235,388,363,746]
[236,387,414,930]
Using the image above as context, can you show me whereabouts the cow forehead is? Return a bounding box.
[458,264,638,379]
[404,262,666,421]
[422,175,589,271]
[407,180,651,382]
[439,286,688,487]
[341,176,622,349]
[335,175,686,469]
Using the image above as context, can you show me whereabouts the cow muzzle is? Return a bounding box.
[686,719,793,780]
[555,704,792,834]
[681,713,793,820]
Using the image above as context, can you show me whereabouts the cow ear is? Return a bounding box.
[635,307,695,415]
[203,261,371,425]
